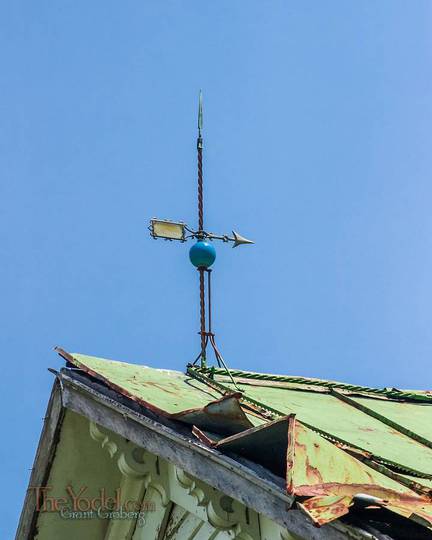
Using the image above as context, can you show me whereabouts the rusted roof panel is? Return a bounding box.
[352,396,432,443]
[59,349,220,414]
[220,380,432,477]
[286,416,432,528]
[213,414,432,528]
[299,491,432,529]
[288,419,413,496]
[56,349,432,535]
[55,349,261,434]
[171,393,254,435]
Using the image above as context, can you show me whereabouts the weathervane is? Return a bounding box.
[149,92,253,372]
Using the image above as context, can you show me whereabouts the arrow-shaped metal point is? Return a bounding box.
[232,230,254,248]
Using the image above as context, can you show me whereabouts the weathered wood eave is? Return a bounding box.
[15,380,65,540]
[16,372,374,540]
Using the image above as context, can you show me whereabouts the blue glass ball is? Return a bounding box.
[189,240,216,268]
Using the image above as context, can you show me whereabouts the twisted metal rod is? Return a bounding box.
[207,269,212,333]
[199,267,206,366]
[197,136,203,232]
[197,98,205,366]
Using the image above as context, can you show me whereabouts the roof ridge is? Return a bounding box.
[194,366,432,403]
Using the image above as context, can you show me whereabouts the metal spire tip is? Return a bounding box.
[198,90,203,136]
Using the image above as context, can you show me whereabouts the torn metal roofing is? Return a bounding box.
[56,347,432,536]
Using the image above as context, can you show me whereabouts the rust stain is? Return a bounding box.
[297,483,432,527]
[286,414,296,495]
[56,347,252,435]
[298,495,353,526]
[137,381,178,395]
[334,442,372,459]
[192,425,217,447]
[305,456,324,485]
[55,347,173,418]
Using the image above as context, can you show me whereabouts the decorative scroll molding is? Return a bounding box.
[175,466,209,506]
[174,466,259,538]
[89,420,169,506]
[89,421,119,458]
[90,421,260,538]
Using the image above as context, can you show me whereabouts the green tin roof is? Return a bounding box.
[67,352,222,414]
[57,348,432,530]
[220,378,432,476]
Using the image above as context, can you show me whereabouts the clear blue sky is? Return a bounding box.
[2,1,432,535]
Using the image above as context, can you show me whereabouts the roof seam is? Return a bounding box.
[330,389,432,451]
